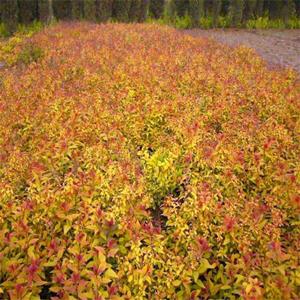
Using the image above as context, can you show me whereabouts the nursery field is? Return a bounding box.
[0,23,299,299]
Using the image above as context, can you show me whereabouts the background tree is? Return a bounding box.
[18,0,38,24]
[282,0,296,23]
[112,0,132,22]
[189,0,205,27]
[1,0,300,30]
[53,0,72,20]
[254,0,264,17]
[220,0,230,16]
[211,0,222,27]
[129,0,142,22]
[229,0,244,26]
[266,0,283,19]
[1,0,19,33]
[149,0,165,18]
[96,0,113,22]
[243,0,257,20]
[83,0,97,21]
[72,0,84,20]
[138,0,150,22]
[37,0,48,23]
[38,0,54,23]
[174,0,190,17]
[165,0,177,20]
[296,0,300,17]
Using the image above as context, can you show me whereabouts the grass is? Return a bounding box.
[0,21,44,38]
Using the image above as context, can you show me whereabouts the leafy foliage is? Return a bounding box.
[0,23,299,299]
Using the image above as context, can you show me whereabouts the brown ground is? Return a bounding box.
[183,29,300,74]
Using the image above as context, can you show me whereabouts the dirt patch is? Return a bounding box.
[183,29,300,74]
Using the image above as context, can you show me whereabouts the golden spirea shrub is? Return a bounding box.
[0,23,299,300]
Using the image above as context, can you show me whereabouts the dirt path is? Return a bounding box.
[183,29,300,74]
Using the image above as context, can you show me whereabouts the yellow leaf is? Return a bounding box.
[65,214,80,222]
[104,268,118,279]
[198,258,214,275]
[221,285,231,290]
[50,286,61,293]
[64,223,71,235]
[27,245,35,259]
[43,261,57,267]
[141,265,148,276]
[245,283,253,294]
[172,280,181,287]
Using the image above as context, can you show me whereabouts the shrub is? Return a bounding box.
[0,23,299,299]
[16,21,43,36]
[287,16,300,28]
[245,17,295,29]
[174,13,193,28]
[218,15,231,27]
[199,16,213,28]
[17,43,44,65]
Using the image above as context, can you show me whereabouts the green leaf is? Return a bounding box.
[196,279,205,289]
[258,219,267,230]
[235,274,245,285]
[192,271,199,282]
[29,296,40,300]
[221,285,231,290]
[198,258,215,274]
[43,261,57,267]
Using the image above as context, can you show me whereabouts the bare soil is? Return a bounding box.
[183,29,300,74]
